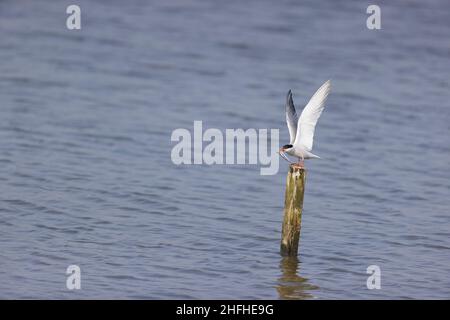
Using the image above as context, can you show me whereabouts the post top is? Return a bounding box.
[288,164,306,172]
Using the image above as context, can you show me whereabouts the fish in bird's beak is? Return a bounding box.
[278,147,293,163]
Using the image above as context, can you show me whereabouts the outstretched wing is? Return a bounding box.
[294,80,331,151]
[285,90,298,144]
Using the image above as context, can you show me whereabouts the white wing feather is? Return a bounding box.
[285,90,298,144]
[294,80,331,151]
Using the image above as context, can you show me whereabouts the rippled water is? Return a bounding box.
[1,0,449,299]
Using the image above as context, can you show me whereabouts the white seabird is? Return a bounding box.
[279,80,331,168]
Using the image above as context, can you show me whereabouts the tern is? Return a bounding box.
[279,80,331,168]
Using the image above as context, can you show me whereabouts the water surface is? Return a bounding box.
[0,0,449,299]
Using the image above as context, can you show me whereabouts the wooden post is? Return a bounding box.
[280,165,306,256]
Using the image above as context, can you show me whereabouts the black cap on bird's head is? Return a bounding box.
[278,144,293,163]
[279,144,293,154]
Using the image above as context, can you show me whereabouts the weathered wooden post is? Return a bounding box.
[280,165,306,256]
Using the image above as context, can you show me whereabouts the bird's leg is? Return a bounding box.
[294,156,305,169]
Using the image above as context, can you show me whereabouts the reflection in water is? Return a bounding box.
[276,257,319,300]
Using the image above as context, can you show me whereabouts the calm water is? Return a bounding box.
[1,0,449,299]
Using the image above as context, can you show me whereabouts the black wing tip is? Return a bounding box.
[286,89,293,103]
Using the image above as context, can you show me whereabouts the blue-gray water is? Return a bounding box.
[1,0,449,299]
